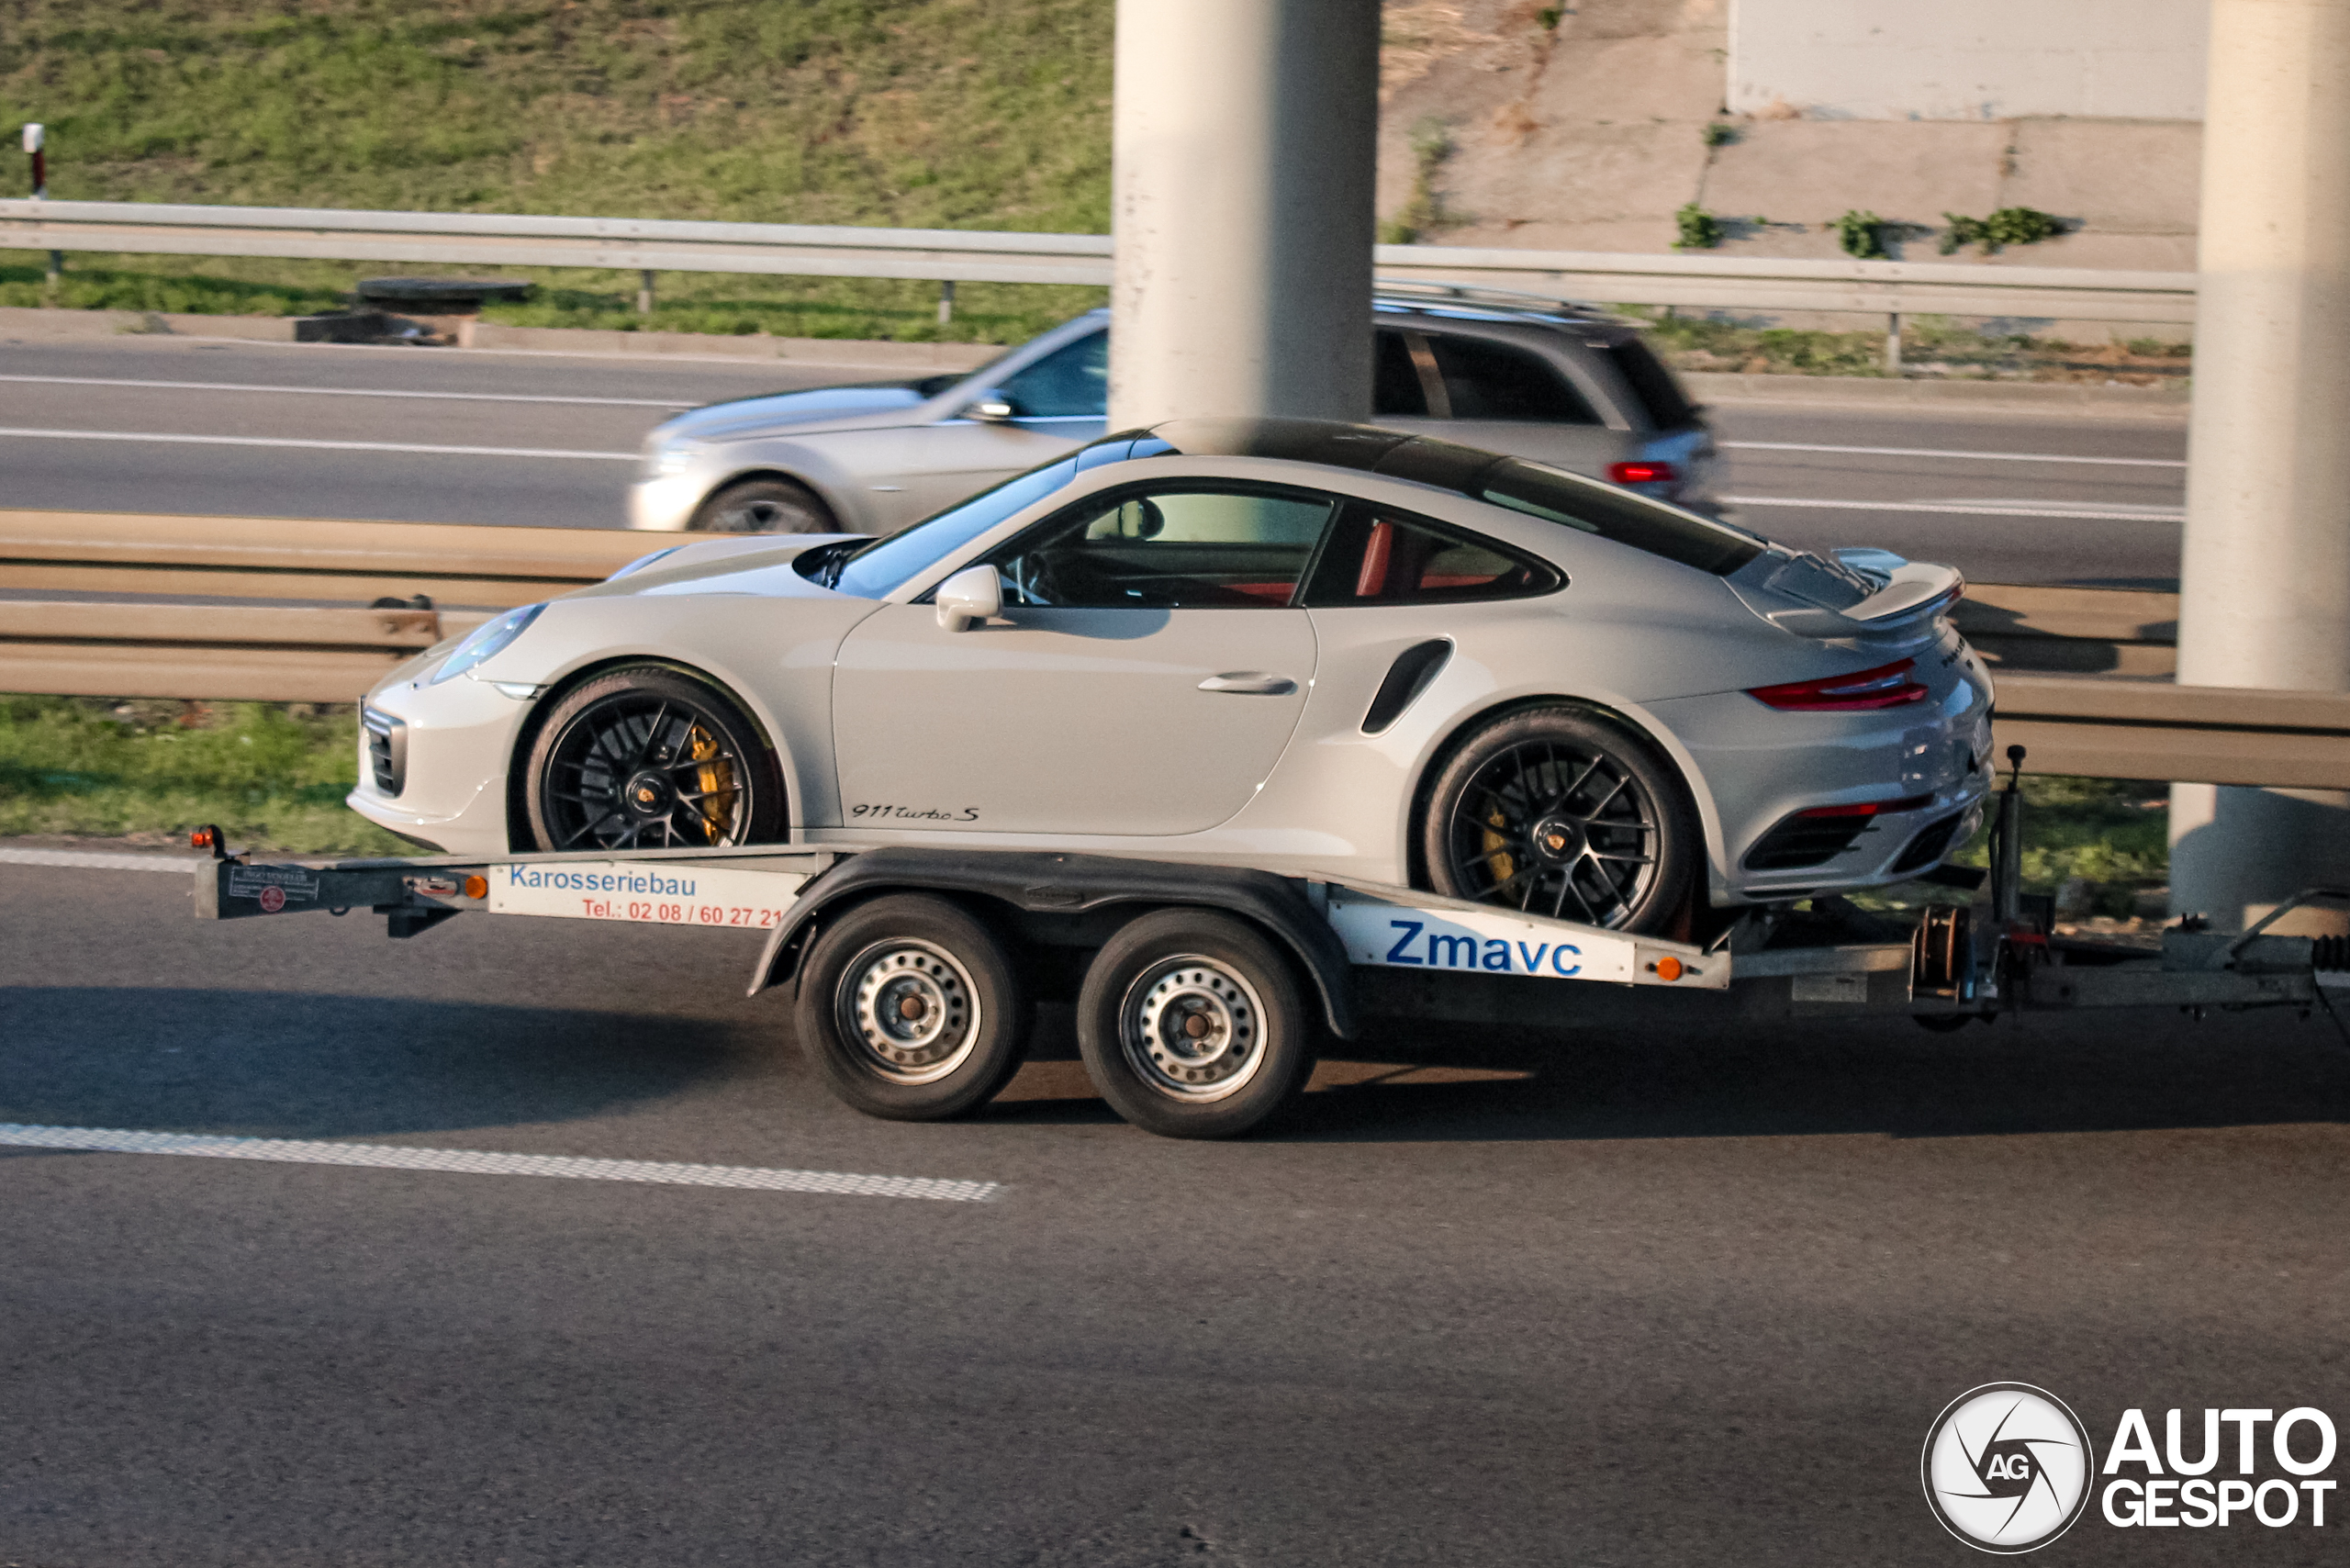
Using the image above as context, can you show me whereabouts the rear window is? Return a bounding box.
[1477,458,1762,576]
[1597,337,1695,430]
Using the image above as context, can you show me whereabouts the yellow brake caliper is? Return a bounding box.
[1482,809,1514,890]
[688,724,739,839]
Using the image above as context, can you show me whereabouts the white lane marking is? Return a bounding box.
[1723,440,2185,469]
[0,427,637,461]
[1722,494,2185,523]
[0,1123,1002,1202]
[0,847,200,873]
[0,373,694,409]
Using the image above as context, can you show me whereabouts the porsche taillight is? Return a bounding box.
[1747,658,1929,711]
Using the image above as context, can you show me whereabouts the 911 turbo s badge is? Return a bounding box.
[850,803,981,823]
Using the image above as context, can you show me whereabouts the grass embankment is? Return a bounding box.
[0,0,1111,342]
[0,697,408,855]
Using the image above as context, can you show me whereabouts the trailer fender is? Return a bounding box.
[746,846,1356,1039]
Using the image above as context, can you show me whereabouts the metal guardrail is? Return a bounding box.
[1955,584,2179,678]
[0,199,2198,323]
[2,511,2341,784]
[1991,678,2350,790]
[0,510,643,701]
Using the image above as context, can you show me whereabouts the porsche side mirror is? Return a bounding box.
[966,390,1017,422]
[935,564,1002,632]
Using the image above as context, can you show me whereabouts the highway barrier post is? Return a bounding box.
[2170,0,2350,934]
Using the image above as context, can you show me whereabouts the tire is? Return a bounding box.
[688,476,834,534]
[794,894,1031,1120]
[1420,704,1696,935]
[522,666,784,852]
[1075,908,1317,1140]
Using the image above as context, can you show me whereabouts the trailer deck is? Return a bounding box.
[183,757,2348,1137]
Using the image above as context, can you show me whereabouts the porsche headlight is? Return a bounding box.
[431,603,546,686]
[644,432,704,476]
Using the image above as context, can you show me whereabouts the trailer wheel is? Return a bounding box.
[795,894,1029,1121]
[1075,908,1316,1140]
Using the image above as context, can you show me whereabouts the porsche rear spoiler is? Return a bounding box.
[1765,563,1964,637]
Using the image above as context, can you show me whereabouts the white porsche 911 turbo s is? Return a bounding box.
[352,419,1994,935]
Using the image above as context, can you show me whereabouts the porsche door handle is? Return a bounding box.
[1198,672,1298,697]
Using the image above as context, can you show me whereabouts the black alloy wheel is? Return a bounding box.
[523,667,783,852]
[688,476,834,534]
[1421,706,1695,935]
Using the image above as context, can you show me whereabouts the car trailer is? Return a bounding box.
[188,752,2350,1139]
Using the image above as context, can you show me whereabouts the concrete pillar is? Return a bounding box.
[1108,0,1380,431]
[2170,0,2350,932]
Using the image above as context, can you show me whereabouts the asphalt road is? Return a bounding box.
[2,860,2344,1564]
[0,337,2186,587]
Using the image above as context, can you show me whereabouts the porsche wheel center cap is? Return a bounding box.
[624,771,676,817]
[1530,815,1584,863]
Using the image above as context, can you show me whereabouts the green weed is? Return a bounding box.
[1673,202,1723,251]
[1380,118,1458,246]
[1941,207,2064,255]
[1830,208,1888,260]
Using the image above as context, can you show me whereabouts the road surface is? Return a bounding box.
[0,857,2341,1565]
[0,337,2186,587]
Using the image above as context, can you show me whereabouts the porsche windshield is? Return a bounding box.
[820,456,1080,599]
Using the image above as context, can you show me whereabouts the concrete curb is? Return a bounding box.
[1684,370,2191,419]
[0,305,299,342]
[1,304,2188,411]
[0,305,1003,373]
[457,320,1000,369]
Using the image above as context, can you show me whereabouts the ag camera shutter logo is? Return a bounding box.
[1921,1383,2095,1553]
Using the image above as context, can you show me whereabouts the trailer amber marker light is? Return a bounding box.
[464,876,489,900]
[1653,956,1684,982]
[1746,658,1929,711]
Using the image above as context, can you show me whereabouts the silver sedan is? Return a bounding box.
[630,290,1720,535]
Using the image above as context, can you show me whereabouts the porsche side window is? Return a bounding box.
[990,487,1335,609]
[1301,503,1561,607]
[997,330,1109,419]
[1425,334,1601,425]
